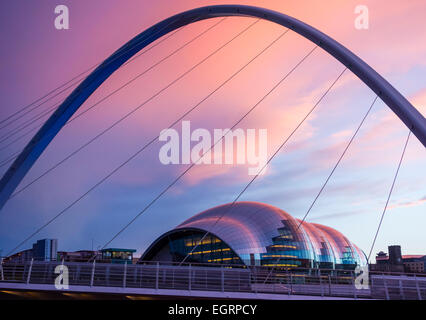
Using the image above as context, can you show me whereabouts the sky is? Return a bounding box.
[0,0,424,259]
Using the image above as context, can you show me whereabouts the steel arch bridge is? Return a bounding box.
[0,4,425,210]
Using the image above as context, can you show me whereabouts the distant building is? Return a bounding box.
[388,245,403,267]
[132,256,141,264]
[101,248,136,264]
[57,250,100,262]
[3,239,138,265]
[402,255,426,273]
[4,239,58,263]
[370,245,425,273]
[32,239,58,261]
[58,248,136,264]
[3,248,33,263]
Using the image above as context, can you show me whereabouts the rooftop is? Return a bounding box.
[376,255,425,261]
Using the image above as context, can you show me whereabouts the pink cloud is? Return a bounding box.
[389,196,426,210]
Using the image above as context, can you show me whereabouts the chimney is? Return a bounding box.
[388,245,403,266]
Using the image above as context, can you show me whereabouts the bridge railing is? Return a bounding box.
[1,260,425,299]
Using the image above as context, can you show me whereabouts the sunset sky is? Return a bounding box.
[0,0,425,259]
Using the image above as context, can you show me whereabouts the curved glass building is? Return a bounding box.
[141,202,367,270]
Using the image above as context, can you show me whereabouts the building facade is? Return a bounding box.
[32,239,58,261]
[4,239,58,263]
[57,250,100,262]
[140,202,367,270]
[100,248,136,264]
[403,257,425,273]
[57,249,136,264]
[3,248,33,263]
[370,245,425,274]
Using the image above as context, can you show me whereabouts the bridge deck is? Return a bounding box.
[1,260,425,299]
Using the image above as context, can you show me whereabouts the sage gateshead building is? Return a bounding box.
[140,202,367,270]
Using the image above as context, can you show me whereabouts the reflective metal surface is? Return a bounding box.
[144,202,367,269]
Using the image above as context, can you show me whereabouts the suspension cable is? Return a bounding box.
[2,18,231,197]
[98,46,318,264]
[0,20,224,149]
[367,129,411,262]
[0,21,187,129]
[5,19,269,256]
[0,22,194,163]
[0,124,42,155]
[7,19,256,200]
[180,64,350,266]
[260,91,377,284]
[0,100,61,144]
[0,151,20,167]
[297,94,379,230]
